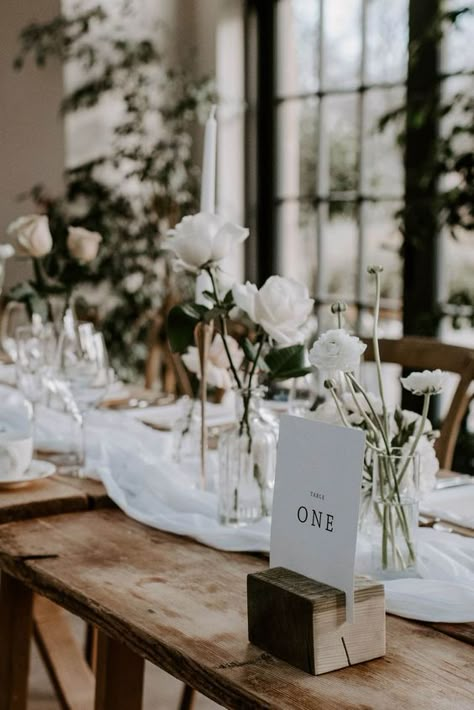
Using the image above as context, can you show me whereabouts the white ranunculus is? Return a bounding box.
[163,213,249,272]
[401,369,446,396]
[402,435,439,495]
[397,409,433,435]
[67,227,102,263]
[7,214,53,258]
[309,329,367,373]
[232,276,314,345]
[341,391,384,423]
[182,335,243,390]
[0,244,14,260]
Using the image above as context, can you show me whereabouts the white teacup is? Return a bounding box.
[0,433,33,480]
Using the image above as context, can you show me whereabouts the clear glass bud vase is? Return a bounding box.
[218,388,277,526]
[370,449,420,579]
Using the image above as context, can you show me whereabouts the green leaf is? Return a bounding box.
[264,344,310,381]
[167,303,208,353]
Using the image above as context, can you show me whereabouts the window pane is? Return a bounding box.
[276,98,318,198]
[326,203,358,300]
[365,201,403,304]
[323,0,362,89]
[276,201,317,291]
[326,94,358,193]
[365,87,405,196]
[442,2,474,74]
[276,0,320,97]
[366,0,408,84]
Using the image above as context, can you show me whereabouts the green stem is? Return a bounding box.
[344,373,383,445]
[371,270,390,440]
[206,268,242,389]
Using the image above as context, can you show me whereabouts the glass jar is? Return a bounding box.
[369,448,420,578]
[218,387,277,526]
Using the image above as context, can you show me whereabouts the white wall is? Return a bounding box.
[0,0,65,288]
[0,0,246,285]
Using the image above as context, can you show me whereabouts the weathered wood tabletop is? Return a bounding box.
[0,508,472,710]
[0,476,112,710]
[0,475,111,524]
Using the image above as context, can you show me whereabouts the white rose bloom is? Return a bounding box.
[163,213,249,272]
[309,329,367,373]
[67,227,102,263]
[182,335,243,390]
[232,276,313,345]
[0,244,14,260]
[401,369,446,396]
[7,214,53,258]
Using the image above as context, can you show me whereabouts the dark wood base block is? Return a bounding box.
[247,567,386,675]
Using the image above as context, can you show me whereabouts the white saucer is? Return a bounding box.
[0,460,57,490]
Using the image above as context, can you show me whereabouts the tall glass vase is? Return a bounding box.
[369,449,420,579]
[218,388,277,526]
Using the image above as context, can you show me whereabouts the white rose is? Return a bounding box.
[67,227,102,263]
[123,272,144,294]
[0,244,14,260]
[232,276,314,345]
[309,329,367,373]
[163,213,249,272]
[7,214,53,258]
[182,335,243,390]
[401,369,446,396]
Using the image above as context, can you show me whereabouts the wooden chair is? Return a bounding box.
[362,336,474,470]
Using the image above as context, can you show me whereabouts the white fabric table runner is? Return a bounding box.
[1,384,473,623]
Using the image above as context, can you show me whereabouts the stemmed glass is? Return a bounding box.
[54,315,113,473]
[15,322,57,449]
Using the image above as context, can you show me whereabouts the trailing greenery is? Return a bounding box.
[10,4,215,380]
[378,4,474,319]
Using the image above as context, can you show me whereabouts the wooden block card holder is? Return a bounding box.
[247,567,386,675]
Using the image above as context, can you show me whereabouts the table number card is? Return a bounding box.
[270,415,366,622]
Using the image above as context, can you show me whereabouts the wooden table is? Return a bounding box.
[0,475,112,710]
[0,508,473,710]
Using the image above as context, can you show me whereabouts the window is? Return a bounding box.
[247,0,474,339]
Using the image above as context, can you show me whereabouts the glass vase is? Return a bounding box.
[218,388,277,526]
[369,449,420,579]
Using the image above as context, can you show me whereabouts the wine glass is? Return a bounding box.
[15,322,57,450]
[56,320,112,411]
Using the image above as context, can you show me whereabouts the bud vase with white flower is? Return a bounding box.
[5,214,102,327]
[165,213,314,523]
[309,266,445,578]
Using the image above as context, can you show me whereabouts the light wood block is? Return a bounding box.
[247,567,385,675]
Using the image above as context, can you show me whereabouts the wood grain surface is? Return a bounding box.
[0,477,88,525]
[0,509,472,710]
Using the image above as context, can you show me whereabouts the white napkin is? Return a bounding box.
[126,399,236,430]
[420,485,474,529]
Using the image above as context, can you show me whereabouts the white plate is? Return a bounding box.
[0,459,56,490]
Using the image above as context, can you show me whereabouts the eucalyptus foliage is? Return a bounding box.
[11,4,215,380]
